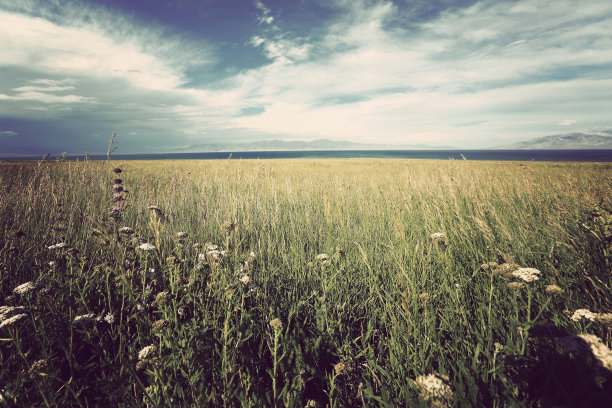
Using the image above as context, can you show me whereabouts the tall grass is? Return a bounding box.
[1,157,611,406]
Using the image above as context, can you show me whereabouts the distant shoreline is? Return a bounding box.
[1,149,611,162]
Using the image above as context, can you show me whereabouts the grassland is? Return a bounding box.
[0,157,611,407]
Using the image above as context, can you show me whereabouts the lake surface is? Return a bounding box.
[2,150,611,162]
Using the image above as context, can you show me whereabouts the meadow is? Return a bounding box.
[0,157,611,407]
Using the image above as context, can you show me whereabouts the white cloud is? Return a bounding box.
[559,119,577,126]
[0,129,18,136]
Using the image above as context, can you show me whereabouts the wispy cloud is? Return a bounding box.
[559,119,577,126]
[0,129,18,136]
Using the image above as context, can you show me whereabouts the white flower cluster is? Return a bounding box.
[510,268,541,282]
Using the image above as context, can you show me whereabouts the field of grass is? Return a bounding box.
[1,157,611,407]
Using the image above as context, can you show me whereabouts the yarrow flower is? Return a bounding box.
[47,242,68,250]
[596,313,612,330]
[507,282,525,290]
[139,243,156,252]
[239,274,251,285]
[510,268,541,282]
[0,313,28,328]
[571,309,596,322]
[316,253,330,262]
[119,227,135,235]
[414,374,453,406]
[430,232,446,243]
[152,319,168,334]
[154,291,169,307]
[269,318,283,329]
[72,314,96,326]
[138,344,157,360]
[0,306,28,322]
[13,281,40,295]
[545,284,564,295]
[557,334,612,372]
[104,313,115,324]
[176,231,188,239]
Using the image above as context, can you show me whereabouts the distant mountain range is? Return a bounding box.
[174,131,612,153]
[177,139,456,152]
[494,131,612,149]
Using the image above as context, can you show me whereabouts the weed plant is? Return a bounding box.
[0,157,611,407]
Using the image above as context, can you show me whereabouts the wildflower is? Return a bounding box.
[491,263,519,277]
[13,281,40,295]
[0,306,28,322]
[510,268,541,282]
[419,293,431,303]
[136,359,151,372]
[49,261,56,268]
[112,167,122,174]
[104,313,115,324]
[269,318,283,329]
[579,334,612,371]
[113,184,124,192]
[0,313,28,328]
[112,193,124,201]
[430,232,446,243]
[154,291,169,307]
[316,253,330,262]
[135,303,145,313]
[414,374,453,406]
[139,243,156,252]
[249,251,256,259]
[557,334,612,371]
[176,231,188,239]
[240,274,251,285]
[307,261,314,268]
[334,361,346,375]
[72,314,96,326]
[507,282,525,290]
[571,309,596,322]
[113,178,122,184]
[119,227,135,235]
[545,284,564,295]
[138,344,157,360]
[596,313,612,330]
[166,256,177,265]
[152,319,168,334]
[177,307,184,316]
[47,242,68,250]
[131,237,147,245]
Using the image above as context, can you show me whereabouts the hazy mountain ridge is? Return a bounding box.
[176,139,457,152]
[495,131,612,149]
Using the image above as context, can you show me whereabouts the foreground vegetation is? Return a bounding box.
[1,157,611,407]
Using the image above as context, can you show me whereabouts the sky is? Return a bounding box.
[1,0,611,154]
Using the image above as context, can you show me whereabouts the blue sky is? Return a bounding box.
[1,0,611,154]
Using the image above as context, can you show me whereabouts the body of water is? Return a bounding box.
[2,150,611,162]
